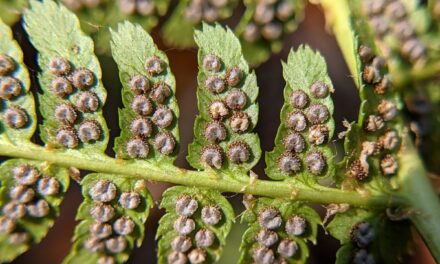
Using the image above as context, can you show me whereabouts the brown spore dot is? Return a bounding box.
[286,111,307,132]
[305,151,326,175]
[306,104,329,124]
[289,90,309,109]
[200,145,224,169]
[78,120,101,143]
[228,141,251,164]
[225,66,243,87]
[51,77,74,97]
[209,100,229,120]
[76,91,99,113]
[151,82,171,104]
[0,77,22,100]
[204,121,227,142]
[0,54,15,76]
[145,56,164,75]
[56,127,79,149]
[3,106,28,129]
[131,95,153,116]
[54,103,77,125]
[71,68,95,89]
[278,153,301,174]
[229,111,251,133]
[48,57,71,76]
[283,131,305,153]
[205,75,226,94]
[154,131,175,155]
[152,106,174,128]
[126,137,149,158]
[130,116,153,138]
[203,54,222,72]
[226,88,247,110]
[129,75,149,94]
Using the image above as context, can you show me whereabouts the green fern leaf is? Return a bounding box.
[187,23,261,176]
[327,207,411,264]
[235,0,306,66]
[24,0,109,153]
[162,0,238,48]
[110,21,180,163]
[156,186,235,264]
[0,0,26,25]
[0,159,69,262]
[0,19,37,143]
[63,173,153,264]
[238,198,321,263]
[265,45,335,182]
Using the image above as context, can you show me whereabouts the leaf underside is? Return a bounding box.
[0,159,69,263]
[265,46,335,182]
[238,198,321,264]
[187,23,261,177]
[157,186,235,264]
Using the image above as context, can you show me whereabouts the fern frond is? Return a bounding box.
[265,45,335,182]
[24,0,110,153]
[110,21,180,162]
[0,159,69,262]
[156,186,234,264]
[0,18,37,143]
[187,23,261,176]
[63,173,153,264]
[238,198,321,263]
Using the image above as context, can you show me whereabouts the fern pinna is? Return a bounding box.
[0,0,439,264]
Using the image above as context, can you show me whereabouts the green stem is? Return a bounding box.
[398,137,440,263]
[0,141,403,208]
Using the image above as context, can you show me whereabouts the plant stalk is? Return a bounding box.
[398,137,440,262]
[0,141,404,208]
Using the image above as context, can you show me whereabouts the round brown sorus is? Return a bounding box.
[151,82,171,104]
[203,54,222,72]
[227,141,251,164]
[200,144,224,169]
[256,229,279,247]
[277,239,299,258]
[131,95,153,116]
[51,77,74,97]
[154,131,175,155]
[0,77,22,100]
[243,23,260,43]
[71,68,95,89]
[276,0,295,21]
[289,90,309,109]
[377,99,398,121]
[188,248,206,264]
[129,75,150,94]
[285,215,307,236]
[252,246,275,264]
[358,45,373,63]
[130,116,153,138]
[48,57,71,76]
[348,159,369,181]
[171,235,192,253]
[0,54,15,76]
[307,104,329,124]
[201,205,222,225]
[258,207,282,230]
[209,100,229,120]
[126,137,149,159]
[12,164,39,185]
[152,106,174,128]
[305,151,326,175]
[225,66,243,87]
[277,153,301,174]
[286,111,307,132]
[56,127,79,149]
[350,221,375,248]
[195,229,215,248]
[89,180,117,202]
[254,2,275,24]
[310,81,329,98]
[76,91,99,113]
[308,124,329,145]
[173,216,195,236]
[205,75,226,94]
[204,121,227,142]
[3,106,28,129]
[54,103,77,125]
[380,154,398,175]
[119,191,141,209]
[283,131,305,153]
[105,236,127,253]
[229,111,251,133]
[364,115,384,132]
[145,55,164,75]
[77,120,101,143]
[226,88,247,110]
